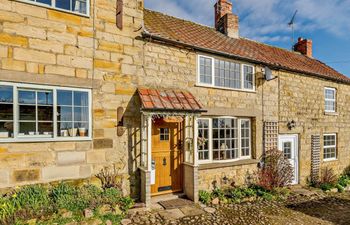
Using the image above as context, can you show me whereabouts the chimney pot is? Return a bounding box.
[214,0,239,39]
[294,37,313,58]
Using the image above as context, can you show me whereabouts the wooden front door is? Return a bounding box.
[151,120,183,195]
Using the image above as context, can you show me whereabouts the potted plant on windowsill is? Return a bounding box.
[78,127,87,137]
[68,127,77,137]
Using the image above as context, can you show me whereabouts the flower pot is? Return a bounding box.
[60,130,68,137]
[78,128,86,137]
[68,128,77,137]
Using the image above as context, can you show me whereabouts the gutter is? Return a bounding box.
[142,30,350,85]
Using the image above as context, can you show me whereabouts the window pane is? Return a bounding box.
[19,122,36,135]
[199,57,212,84]
[0,104,13,120]
[38,122,53,135]
[74,107,89,122]
[37,91,53,105]
[57,90,73,106]
[19,90,36,104]
[19,105,36,120]
[0,122,13,138]
[37,0,52,5]
[74,91,89,106]
[57,122,73,137]
[0,86,13,103]
[73,0,87,14]
[244,65,254,89]
[57,106,73,121]
[56,0,71,10]
[38,106,53,121]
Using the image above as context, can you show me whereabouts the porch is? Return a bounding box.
[137,88,206,206]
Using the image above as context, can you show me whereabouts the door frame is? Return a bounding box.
[150,120,184,196]
[278,134,299,185]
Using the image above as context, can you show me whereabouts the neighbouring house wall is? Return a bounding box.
[0,0,144,198]
[278,71,350,184]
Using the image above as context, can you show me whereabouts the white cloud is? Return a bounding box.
[144,0,350,44]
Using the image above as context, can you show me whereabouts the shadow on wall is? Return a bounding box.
[124,91,142,199]
[287,197,350,225]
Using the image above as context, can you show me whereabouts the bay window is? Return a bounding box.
[19,0,89,16]
[197,117,251,163]
[198,55,255,91]
[0,82,91,142]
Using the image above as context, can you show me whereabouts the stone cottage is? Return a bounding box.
[0,0,349,206]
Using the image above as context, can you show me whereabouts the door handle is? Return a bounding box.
[163,157,167,166]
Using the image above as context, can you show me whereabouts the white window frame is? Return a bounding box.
[17,0,90,17]
[196,117,252,164]
[197,55,255,92]
[324,87,336,113]
[0,81,92,143]
[323,133,337,161]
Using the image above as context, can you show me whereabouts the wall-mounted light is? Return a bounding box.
[287,120,296,130]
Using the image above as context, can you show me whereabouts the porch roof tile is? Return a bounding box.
[138,88,206,113]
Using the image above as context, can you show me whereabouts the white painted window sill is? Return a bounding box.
[195,84,256,93]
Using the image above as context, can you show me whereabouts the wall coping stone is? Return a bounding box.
[198,159,259,170]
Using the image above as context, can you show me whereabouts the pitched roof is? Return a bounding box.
[143,9,350,84]
[138,88,205,112]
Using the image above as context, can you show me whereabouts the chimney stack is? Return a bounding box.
[294,37,313,58]
[214,0,239,39]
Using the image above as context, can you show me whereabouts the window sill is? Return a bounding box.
[323,158,338,162]
[195,84,256,93]
[198,159,259,170]
[16,0,90,18]
[0,137,92,143]
[324,112,338,116]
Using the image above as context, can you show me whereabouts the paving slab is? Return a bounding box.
[158,208,185,220]
[179,206,204,216]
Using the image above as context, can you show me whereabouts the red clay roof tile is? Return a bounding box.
[138,88,205,112]
[144,9,350,84]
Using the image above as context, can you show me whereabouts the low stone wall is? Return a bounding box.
[198,161,259,191]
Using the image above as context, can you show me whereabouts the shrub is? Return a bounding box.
[199,190,211,204]
[338,175,350,188]
[320,183,334,191]
[336,184,345,193]
[256,149,294,190]
[95,165,124,189]
[320,167,337,186]
[211,188,225,200]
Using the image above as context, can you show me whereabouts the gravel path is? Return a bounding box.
[125,191,350,225]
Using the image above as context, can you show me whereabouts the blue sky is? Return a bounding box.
[145,0,350,76]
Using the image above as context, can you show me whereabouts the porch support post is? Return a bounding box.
[140,113,152,207]
[183,115,199,203]
[147,115,152,171]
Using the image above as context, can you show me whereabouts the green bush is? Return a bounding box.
[199,190,211,204]
[338,175,350,188]
[211,188,225,200]
[336,184,345,193]
[320,183,334,191]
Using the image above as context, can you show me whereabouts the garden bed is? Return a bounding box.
[0,182,134,225]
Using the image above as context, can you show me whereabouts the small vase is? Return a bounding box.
[68,128,77,137]
[78,128,86,137]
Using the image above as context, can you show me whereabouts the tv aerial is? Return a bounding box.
[288,10,298,50]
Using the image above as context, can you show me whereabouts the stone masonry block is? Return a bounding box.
[14,48,56,64]
[29,39,64,53]
[93,139,113,149]
[42,166,80,180]
[13,169,40,183]
[0,33,28,47]
[57,151,86,165]
[3,23,46,39]
[0,170,10,187]
[86,151,106,164]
